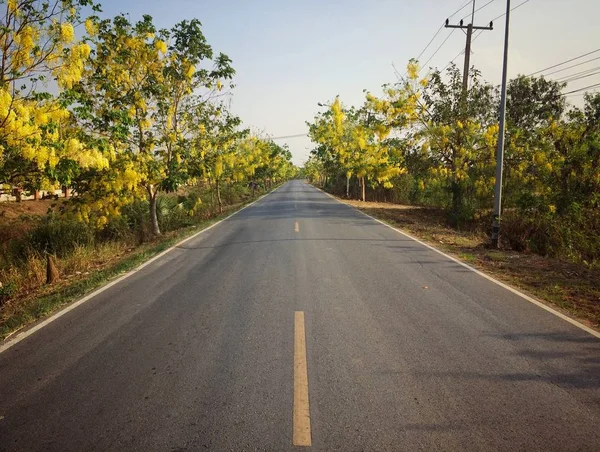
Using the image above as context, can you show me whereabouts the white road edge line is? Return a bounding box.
[0,186,283,354]
[311,183,600,339]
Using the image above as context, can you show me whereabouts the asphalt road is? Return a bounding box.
[1,180,599,451]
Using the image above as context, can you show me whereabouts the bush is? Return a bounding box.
[24,217,95,258]
[121,200,151,243]
[501,208,600,266]
[99,215,134,242]
[156,195,194,232]
[221,183,250,205]
[0,281,17,306]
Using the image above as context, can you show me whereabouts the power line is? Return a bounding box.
[541,56,600,77]
[439,30,483,73]
[472,29,485,43]
[461,0,496,21]
[269,133,307,140]
[442,49,465,72]
[417,0,474,62]
[420,28,457,71]
[444,2,494,91]
[451,0,476,19]
[561,82,600,96]
[489,0,531,22]
[406,0,473,72]
[416,25,445,63]
[527,48,600,76]
[562,70,600,84]
[565,89,598,98]
[555,67,600,83]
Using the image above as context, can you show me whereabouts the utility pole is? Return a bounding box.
[445,1,494,97]
[491,0,511,248]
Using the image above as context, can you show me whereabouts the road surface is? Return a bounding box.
[1,180,599,451]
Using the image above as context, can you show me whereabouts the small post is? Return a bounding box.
[46,254,59,284]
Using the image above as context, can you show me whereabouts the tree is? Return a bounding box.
[308,97,403,201]
[418,64,499,223]
[0,0,107,195]
[189,103,245,213]
[72,14,234,233]
[503,75,566,210]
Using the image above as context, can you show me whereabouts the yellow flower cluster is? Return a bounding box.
[85,18,98,36]
[11,24,39,69]
[1,89,64,166]
[55,43,91,88]
[0,87,110,173]
[60,23,75,42]
[186,64,195,79]
[407,62,419,80]
[155,40,167,54]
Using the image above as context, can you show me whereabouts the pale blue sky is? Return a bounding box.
[96,0,600,165]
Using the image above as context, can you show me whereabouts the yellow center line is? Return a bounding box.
[294,221,299,232]
[293,311,311,447]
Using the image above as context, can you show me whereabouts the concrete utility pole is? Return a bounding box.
[491,0,511,248]
[445,1,494,98]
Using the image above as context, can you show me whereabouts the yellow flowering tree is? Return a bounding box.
[189,103,245,213]
[417,64,499,222]
[0,0,106,194]
[308,97,403,201]
[365,61,498,221]
[72,15,234,233]
[253,139,296,189]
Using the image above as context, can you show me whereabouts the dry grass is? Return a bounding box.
[342,199,600,330]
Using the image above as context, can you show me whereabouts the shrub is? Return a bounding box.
[99,215,134,242]
[121,200,151,243]
[501,208,600,266]
[156,195,194,232]
[24,217,95,258]
[0,281,17,306]
[221,183,250,205]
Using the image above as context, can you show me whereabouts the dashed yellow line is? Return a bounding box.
[294,221,299,232]
[293,311,311,446]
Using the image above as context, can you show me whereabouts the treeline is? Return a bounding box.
[0,0,296,234]
[305,61,600,265]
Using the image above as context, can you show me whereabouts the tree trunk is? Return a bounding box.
[208,179,215,204]
[148,187,161,236]
[361,177,366,202]
[450,181,463,226]
[216,178,223,214]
